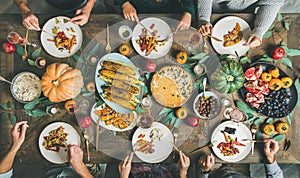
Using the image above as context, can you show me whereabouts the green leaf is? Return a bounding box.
[172,119,181,132]
[258,57,273,62]
[88,43,100,56]
[159,107,173,116]
[265,118,273,124]
[94,100,104,108]
[263,31,272,38]
[283,22,290,30]
[188,48,198,55]
[281,58,293,69]
[24,99,40,110]
[145,72,151,80]
[7,101,14,109]
[0,104,8,110]
[277,13,282,22]
[286,48,300,56]
[272,134,284,142]
[41,99,54,106]
[9,114,16,126]
[198,55,210,64]
[275,28,281,33]
[16,44,25,56]
[243,116,256,124]
[295,79,300,108]
[162,112,175,124]
[112,130,117,135]
[135,105,146,114]
[280,41,286,47]
[27,58,35,66]
[25,109,33,116]
[240,57,251,64]
[1,112,8,121]
[286,110,294,125]
[31,109,48,117]
[81,64,86,76]
[236,100,256,114]
[191,53,206,60]
[253,116,263,125]
[72,54,84,63]
[31,47,41,59]
[81,87,87,92]
[142,85,148,93]
[268,24,275,31]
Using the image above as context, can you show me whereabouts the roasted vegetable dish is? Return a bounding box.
[42,126,69,152]
[217,131,245,156]
[47,31,76,53]
[223,23,243,47]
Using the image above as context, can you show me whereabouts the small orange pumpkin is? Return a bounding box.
[275,122,289,134]
[119,44,130,56]
[64,99,79,114]
[269,78,283,91]
[175,107,188,120]
[86,81,96,93]
[263,124,275,136]
[281,77,293,88]
[176,51,188,64]
[261,72,272,82]
[40,63,84,102]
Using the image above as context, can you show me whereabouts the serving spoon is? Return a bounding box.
[202,77,207,97]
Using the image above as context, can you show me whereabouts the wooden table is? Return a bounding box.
[0,14,299,167]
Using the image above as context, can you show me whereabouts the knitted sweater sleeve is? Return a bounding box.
[197,0,213,25]
[251,0,285,38]
[182,0,196,17]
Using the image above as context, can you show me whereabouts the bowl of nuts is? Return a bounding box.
[193,91,222,119]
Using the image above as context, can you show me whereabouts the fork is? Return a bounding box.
[105,23,112,53]
[83,130,90,161]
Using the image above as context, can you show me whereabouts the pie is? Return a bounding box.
[150,66,193,108]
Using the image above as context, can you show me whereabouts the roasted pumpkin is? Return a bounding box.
[119,44,130,56]
[263,124,275,136]
[175,107,188,120]
[64,99,79,114]
[275,121,289,134]
[269,78,283,91]
[211,59,245,94]
[269,67,280,78]
[40,63,84,102]
[261,72,272,82]
[281,77,293,88]
[176,51,188,64]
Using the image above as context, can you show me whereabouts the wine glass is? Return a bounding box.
[7,31,38,47]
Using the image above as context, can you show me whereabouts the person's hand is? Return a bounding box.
[70,7,92,26]
[176,13,192,31]
[22,12,40,31]
[118,152,133,178]
[198,153,214,172]
[198,23,213,36]
[178,151,190,178]
[264,139,279,164]
[11,121,29,151]
[68,145,85,171]
[122,2,138,22]
[243,35,262,48]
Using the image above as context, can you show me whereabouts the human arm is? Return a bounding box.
[176,0,195,30]
[70,0,96,26]
[198,153,214,178]
[14,0,40,30]
[121,1,138,21]
[263,139,283,178]
[197,0,213,36]
[178,151,190,178]
[68,145,93,178]
[0,121,29,174]
[118,153,133,178]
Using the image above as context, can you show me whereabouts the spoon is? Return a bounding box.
[105,23,112,53]
[83,130,90,161]
[202,77,207,97]
[250,124,258,155]
[0,76,13,85]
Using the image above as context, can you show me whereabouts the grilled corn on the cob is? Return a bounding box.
[99,75,140,94]
[100,69,144,86]
[101,60,137,76]
[102,92,136,110]
[102,86,140,104]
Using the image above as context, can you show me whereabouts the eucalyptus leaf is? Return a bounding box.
[286,48,300,56]
[262,54,268,58]
[268,24,275,31]
[198,55,210,64]
[145,72,151,80]
[283,22,290,30]
[81,87,87,92]
[243,116,256,124]
[273,60,279,64]
[88,43,100,56]
[295,79,300,108]
[142,85,148,93]
[94,100,104,108]
[263,31,272,38]
[31,47,41,59]
[169,117,177,126]
[135,106,146,114]
[159,107,173,116]
[72,54,84,63]
[280,41,286,47]
[41,99,54,106]
[162,112,175,124]
[27,58,35,66]
[265,118,273,124]
[253,116,263,125]
[188,48,198,55]
[172,119,181,132]
[81,65,86,77]
[236,100,255,114]
[16,44,25,56]
[246,50,251,57]
[0,104,8,110]
[191,53,206,60]
[240,57,251,64]
[1,112,8,121]
[281,58,293,69]
[7,101,14,109]
[24,99,40,110]
[258,57,273,62]
[25,109,34,116]
[82,92,94,97]
[272,134,284,142]
[277,13,282,22]
[286,110,294,125]
[9,114,16,126]
[31,109,48,117]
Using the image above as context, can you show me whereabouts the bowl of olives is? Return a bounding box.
[193,91,222,119]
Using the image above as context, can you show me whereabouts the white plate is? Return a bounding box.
[211,121,252,162]
[211,16,251,56]
[90,103,137,132]
[132,122,173,163]
[132,17,173,59]
[95,53,142,114]
[41,16,83,58]
[38,122,81,164]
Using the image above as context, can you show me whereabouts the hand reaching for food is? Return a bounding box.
[243,34,262,48]
[198,23,213,36]
[122,2,138,21]
[176,12,192,31]
[22,12,40,31]
[198,153,215,172]
[70,8,91,26]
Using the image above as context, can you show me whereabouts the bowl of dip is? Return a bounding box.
[10,72,42,103]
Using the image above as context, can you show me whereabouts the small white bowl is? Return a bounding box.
[118,25,132,40]
[193,91,221,119]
